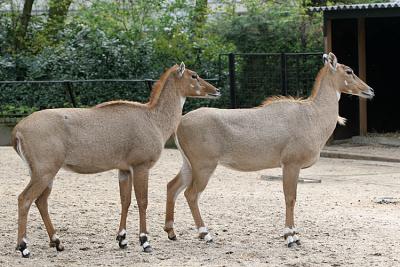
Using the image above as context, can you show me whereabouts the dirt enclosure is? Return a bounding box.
[0,147,399,266]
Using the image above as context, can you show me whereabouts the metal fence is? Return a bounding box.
[0,78,221,118]
[219,52,324,108]
[0,52,323,118]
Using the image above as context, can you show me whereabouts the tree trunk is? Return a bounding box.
[15,0,35,51]
[44,0,73,40]
[14,0,35,80]
[193,0,207,37]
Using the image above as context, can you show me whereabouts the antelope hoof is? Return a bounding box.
[139,233,152,253]
[164,227,177,241]
[143,245,153,253]
[168,234,177,241]
[16,239,30,258]
[199,232,213,243]
[286,234,300,248]
[50,236,64,252]
[116,229,128,249]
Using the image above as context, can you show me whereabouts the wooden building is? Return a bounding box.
[311,3,400,139]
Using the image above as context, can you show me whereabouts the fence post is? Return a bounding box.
[65,81,77,107]
[281,53,288,96]
[145,79,154,91]
[228,53,237,109]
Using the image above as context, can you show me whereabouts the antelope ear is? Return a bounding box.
[323,54,329,64]
[325,52,337,71]
[177,62,185,77]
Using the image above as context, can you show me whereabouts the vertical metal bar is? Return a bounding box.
[295,55,300,96]
[228,53,236,109]
[281,53,287,96]
[145,79,153,91]
[217,53,222,88]
[65,81,77,107]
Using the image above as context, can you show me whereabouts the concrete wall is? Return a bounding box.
[0,118,18,146]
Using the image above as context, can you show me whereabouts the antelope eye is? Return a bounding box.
[191,74,198,79]
[346,69,353,75]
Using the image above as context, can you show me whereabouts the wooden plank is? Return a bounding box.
[358,18,367,136]
[324,19,332,52]
[324,18,334,142]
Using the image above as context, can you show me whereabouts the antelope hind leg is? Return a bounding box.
[116,169,133,249]
[35,181,64,252]
[17,175,55,258]
[282,164,301,247]
[164,159,192,240]
[184,163,216,243]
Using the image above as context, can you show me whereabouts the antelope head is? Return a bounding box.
[323,52,374,99]
[175,62,221,98]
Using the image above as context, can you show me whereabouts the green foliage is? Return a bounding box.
[0,104,38,117]
[216,1,323,53]
[0,0,233,113]
[2,0,384,116]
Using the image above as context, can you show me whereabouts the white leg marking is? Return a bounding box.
[22,238,28,244]
[119,229,127,236]
[22,248,30,256]
[198,227,208,234]
[142,241,150,249]
[51,234,59,242]
[283,227,297,236]
[120,239,128,246]
[293,234,299,242]
[139,233,147,238]
[286,235,294,245]
[204,233,213,242]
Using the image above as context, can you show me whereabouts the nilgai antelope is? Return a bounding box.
[12,63,220,257]
[164,53,374,247]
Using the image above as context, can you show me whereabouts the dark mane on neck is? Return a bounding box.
[95,65,178,109]
[259,65,328,107]
[147,65,178,108]
[309,65,328,99]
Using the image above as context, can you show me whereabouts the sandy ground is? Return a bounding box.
[0,147,399,267]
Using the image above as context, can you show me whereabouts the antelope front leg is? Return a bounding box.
[116,170,133,249]
[132,166,152,252]
[282,164,301,247]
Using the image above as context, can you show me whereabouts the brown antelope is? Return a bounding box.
[11,63,220,257]
[164,53,374,247]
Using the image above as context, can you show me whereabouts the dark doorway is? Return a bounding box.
[366,17,400,133]
[331,19,360,139]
